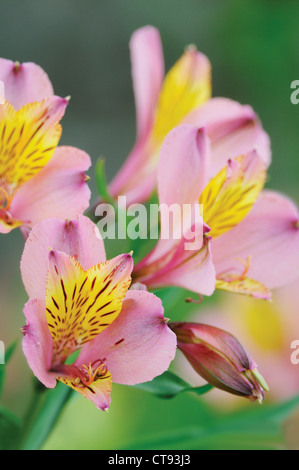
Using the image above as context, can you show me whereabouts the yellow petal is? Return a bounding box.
[58,365,112,410]
[0,97,65,199]
[152,46,211,145]
[199,152,266,239]
[46,251,132,362]
[216,277,271,300]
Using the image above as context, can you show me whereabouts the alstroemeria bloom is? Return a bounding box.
[109,26,270,204]
[170,322,268,403]
[0,59,91,233]
[21,216,176,410]
[133,125,299,299]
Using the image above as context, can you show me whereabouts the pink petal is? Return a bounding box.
[22,298,56,388]
[184,98,271,176]
[109,26,164,204]
[212,190,299,289]
[158,125,209,208]
[0,80,4,101]
[133,125,216,295]
[143,235,215,296]
[79,380,112,411]
[0,59,54,110]
[29,95,68,129]
[21,215,106,299]
[148,125,209,259]
[109,137,156,204]
[77,290,177,385]
[11,146,91,227]
[130,26,164,141]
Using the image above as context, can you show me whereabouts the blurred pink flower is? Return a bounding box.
[109,26,270,204]
[133,125,299,298]
[21,216,176,410]
[0,59,91,233]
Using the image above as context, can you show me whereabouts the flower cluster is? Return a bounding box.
[1,26,298,410]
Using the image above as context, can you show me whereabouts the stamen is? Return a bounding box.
[234,256,251,280]
[185,294,203,304]
[0,187,12,210]
[75,360,108,388]
[218,256,252,283]
[0,208,14,225]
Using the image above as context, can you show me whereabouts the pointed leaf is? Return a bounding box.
[133,370,213,398]
[0,406,21,450]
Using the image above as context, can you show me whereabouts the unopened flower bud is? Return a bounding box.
[170,322,269,403]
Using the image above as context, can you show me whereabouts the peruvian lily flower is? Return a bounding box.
[133,125,299,299]
[21,216,176,410]
[0,59,91,233]
[108,25,270,204]
[170,321,269,403]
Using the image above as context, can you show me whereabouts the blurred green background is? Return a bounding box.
[0,0,298,450]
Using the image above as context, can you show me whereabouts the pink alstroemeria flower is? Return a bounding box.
[109,26,270,204]
[0,59,91,233]
[133,125,299,299]
[21,216,176,410]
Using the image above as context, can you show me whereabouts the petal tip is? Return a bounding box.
[13,61,22,74]
[20,326,27,336]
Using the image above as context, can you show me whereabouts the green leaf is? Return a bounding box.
[0,406,21,450]
[95,158,116,206]
[0,339,18,398]
[122,394,299,450]
[151,286,222,322]
[123,425,283,450]
[133,371,213,399]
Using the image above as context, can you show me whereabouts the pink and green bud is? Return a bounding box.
[170,322,269,403]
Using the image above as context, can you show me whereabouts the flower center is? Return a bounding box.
[73,360,109,388]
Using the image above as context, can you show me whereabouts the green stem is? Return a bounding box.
[20,381,73,450]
